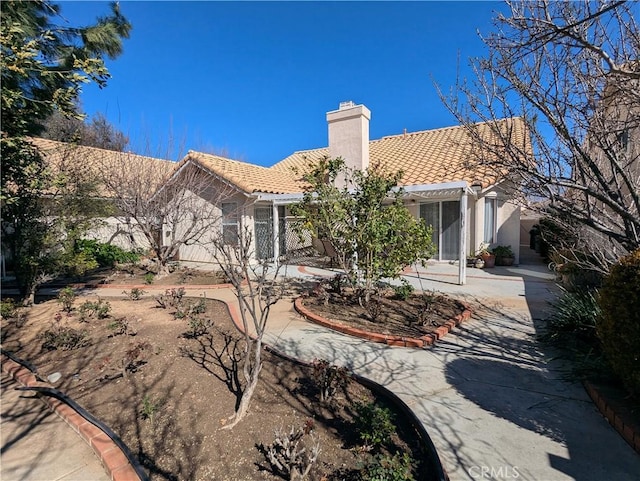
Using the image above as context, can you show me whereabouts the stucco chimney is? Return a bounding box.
[326,102,371,176]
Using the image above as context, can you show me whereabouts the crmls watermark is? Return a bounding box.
[468,465,520,479]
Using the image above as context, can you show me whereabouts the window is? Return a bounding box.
[617,129,629,151]
[420,203,440,256]
[221,202,239,245]
[484,198,497,244]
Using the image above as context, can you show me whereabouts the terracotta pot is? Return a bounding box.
[481,254,496,268]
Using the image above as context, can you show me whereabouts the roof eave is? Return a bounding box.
[401,181,475,196]
[252,192,305,205]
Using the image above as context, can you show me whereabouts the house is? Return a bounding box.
[13,103,529,285]
[171,102,530,284]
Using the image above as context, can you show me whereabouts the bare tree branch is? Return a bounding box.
[99,150,237,274]
[209,223,287,429]
[438,0,640,271]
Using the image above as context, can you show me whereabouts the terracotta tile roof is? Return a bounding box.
[30,137,175,197]
[271,147,330,175]
[33,117,527,198]
[183,150,308,194]
[271,117,529,189]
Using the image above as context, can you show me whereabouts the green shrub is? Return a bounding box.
[41,315,89,351]
[144,273,155,284]
[76,239,140,268]
[123,288,146,301]
[597,249,640,398]
[108,316,135,336]
[545,287,601,341]
[1,299,17,319]
[360,453,415,481]
[140,394,158,421]
[187,316,211,338]
[175,298,206,320]
[353,401,396,450]
[491,245,514,258]
[62,251,99,276]
[78,298,112,321]
[392,279,414,301]
[57,287,76,312]
[155,287,186,309]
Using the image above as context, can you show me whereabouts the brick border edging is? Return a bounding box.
[293,297,472,348]
[583,380,640,454]
[1,355,143,481]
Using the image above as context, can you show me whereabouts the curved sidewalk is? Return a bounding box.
[112,260,639,480]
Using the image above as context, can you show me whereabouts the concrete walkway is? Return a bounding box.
[1,373,110,481]
[3,252,640,480]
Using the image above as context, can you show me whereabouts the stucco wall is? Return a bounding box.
[177,188,249,264]
[497,200,521,264]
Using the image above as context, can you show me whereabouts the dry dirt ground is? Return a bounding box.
[53,264,230,287]
[304,287,467,339]
[1,293,431,481]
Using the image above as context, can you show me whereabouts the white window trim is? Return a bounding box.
[484,197,497,244]
[221,202,239,245]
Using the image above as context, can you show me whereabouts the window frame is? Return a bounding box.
[221,202,239,246]
[483,197,497,244]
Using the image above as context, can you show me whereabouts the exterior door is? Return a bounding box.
[420,201,460,261]
[254,207,273,259]
[441,201,460,260]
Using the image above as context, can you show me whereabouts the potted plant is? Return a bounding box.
[493,245,515,266]
[476,243,495,268]
[467,253,484,268]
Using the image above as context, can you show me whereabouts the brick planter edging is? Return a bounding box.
[294,297,472,348]
[1,355,144,481]
[583,380,640,454]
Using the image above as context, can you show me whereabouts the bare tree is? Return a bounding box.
[209,224,287,429]
[42,111,129,151]
[100,152,236,275]
[439,0,640,272]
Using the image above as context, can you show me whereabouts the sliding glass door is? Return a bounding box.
[420,201,460,261]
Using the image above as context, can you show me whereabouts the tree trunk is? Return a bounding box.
[22,286,36,307]
[222,337,263,430]
[222,368,259,430]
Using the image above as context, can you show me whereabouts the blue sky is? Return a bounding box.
[58,1,504,165]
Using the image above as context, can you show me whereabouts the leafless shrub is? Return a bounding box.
[262,421,320,481]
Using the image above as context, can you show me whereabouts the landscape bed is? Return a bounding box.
[1,293,443,481]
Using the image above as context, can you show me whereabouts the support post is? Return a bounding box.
[272,203,280,262]
[459,190,468,285]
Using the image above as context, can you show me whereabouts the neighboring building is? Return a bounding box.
[24,137,175,251]
[557,64,640,265]
[171,102,530,284]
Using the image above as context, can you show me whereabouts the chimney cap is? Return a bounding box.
[339,100,356,110]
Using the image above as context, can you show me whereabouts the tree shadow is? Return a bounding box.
[179,326,244,411]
